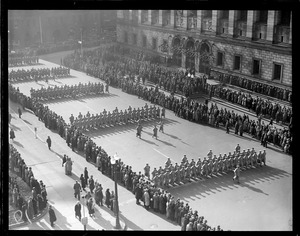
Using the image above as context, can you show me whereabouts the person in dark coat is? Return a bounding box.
[80,174,86,191]
[46,136,51,150]
[18,107,22,118]
[88,175,95,194]
[62,154,67,167]
[134,184,143,205]
[48,205,57,227]
[105,189,111,208]
[84,167,89,186]
[73,180,81,200]
[10,128,15,142]
[74,201,82,221]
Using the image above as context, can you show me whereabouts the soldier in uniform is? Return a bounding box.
[207,150,213,159]
[235,144,241,153]
[261,150,266,166]
[151,167,157,180]
[152,125,158,139]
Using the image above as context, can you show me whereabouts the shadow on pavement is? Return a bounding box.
[167,165,291,201]
[13,140,24,148]
[119,212,144,230]
[86,118,178,139]
[39,93,118,105]
[10,124,21,131]
[23,119,32,125]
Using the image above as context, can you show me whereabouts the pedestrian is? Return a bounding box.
[74,201,82,221]
[34,127,37,139]
[105,188,111,208]
[10,128,15,142]
[84,167,89,186]
[152,125,158,139]
[87,198,95,217]
[143,189,150,210]
[89,175,95,194]
[9,113,12,124]
[73,180,81,200]
[46,136,51,150]
[48,205,57,227]
[233,165,240,184]
[62,154,67,167]
[18,107,22,118]
[80,174,86,191]
[159,120,164,133]
[136,124,142,139]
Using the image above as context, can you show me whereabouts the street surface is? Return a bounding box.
[9,57,292,231]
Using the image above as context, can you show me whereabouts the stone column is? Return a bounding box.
[289,11,292,44]
[246,10,255,39]
[148,10,152,25]
[158,10,163,25]
[129,10,132,21]
[195,53,200,73]
[183,10,188,29]
[196,10,202,32]
[211,10,218,34]
[182,53,186,68]
[138,10,141,24]
[170,10,175,28]
[228,10,236,36]
[266,10,276,42]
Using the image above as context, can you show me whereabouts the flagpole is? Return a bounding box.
[81,29,83,57]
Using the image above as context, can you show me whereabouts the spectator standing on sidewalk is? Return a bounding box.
[18,107,22,118]
[48,205,57,227]
[80,174,86,191]
[73,180,81,200]
[84,167,89,186]
[46,136,52,150]
[89,175,95,194]
[10,128,15,142]
[74,201,82,221]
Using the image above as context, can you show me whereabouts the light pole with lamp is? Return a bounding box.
[111,153,121,229]
[81,194,88,231]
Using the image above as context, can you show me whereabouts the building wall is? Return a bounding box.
[116,10,292,88]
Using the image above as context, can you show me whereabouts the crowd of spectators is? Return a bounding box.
[213,72,292,102]
[9,56,39,67]
[214,87,292,125]
[9,144,48,223]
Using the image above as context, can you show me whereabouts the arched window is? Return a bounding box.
[172,37,182,67]
[185,40,195,70]
[199,42,211,74]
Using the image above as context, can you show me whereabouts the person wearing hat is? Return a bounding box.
[62,154,67,167]
[46,136,52,150]
[48,205,57,227]
[10,128,15,142]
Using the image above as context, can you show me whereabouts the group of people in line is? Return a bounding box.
[150,146,266,188]
[69,104,165,131]
[9,144,48,223]
[8,55,39,67]
[214,72,292,102]
[214,86,292,125]
[9,66,71,83]
[30,82,106,101]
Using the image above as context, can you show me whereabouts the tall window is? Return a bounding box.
[234,55,241,70]
[143,35,147,48]
[133,33,137,45]
[258,10,268,23]
[240,10,247,21]
[252,59,261,75]
[273,63,283,81]
[280,10,291,25]
[152,38,157,50]
[217,52,224,66]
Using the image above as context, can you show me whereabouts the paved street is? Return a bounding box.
[9,58,292,231]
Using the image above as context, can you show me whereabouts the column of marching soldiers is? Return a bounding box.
[150,146,267,188]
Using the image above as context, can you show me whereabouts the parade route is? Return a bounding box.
[9,58,292,231]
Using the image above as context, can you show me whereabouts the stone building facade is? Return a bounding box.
[116,10,292,89]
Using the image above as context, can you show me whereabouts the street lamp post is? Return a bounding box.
[111,153,121,229]
[81,195,87,231]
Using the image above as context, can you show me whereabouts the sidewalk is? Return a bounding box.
[9,100,180,231]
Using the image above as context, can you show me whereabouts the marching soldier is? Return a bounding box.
[144,164,150,179]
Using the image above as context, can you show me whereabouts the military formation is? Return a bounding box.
[150,145,266,188]
[70,103,161,131]
[9,66,70,83]
[30,82,105,101]
[9,56,39,67]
